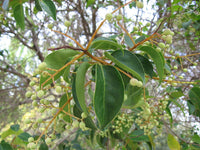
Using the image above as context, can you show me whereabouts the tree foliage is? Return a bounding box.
[0,0,200,149]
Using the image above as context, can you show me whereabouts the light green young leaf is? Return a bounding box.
[39,0,56,20]
[94,64,124,129]
[167,134,180,150]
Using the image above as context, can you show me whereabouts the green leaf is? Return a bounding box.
[39,143,48,150]
[59,94,70,122]
[89,37,122,50]
[62,65,71,83]
[35,0,42,11]
[189,87,200,108]
[75,62,91,113]
[130,130,150,142]
[105,50,145,82]
[10,124,20,131]
[167,134,180,150]
[139,46,165,83]
[17,132,31,142]
[1,128,23,139]
[86,0,95,7]
[94,64,124,128]
[40,49,79,87]
[13,4,25,30]
[39,0,56,20]
[0,140,13,150]
[188,87,200,117]
[170,91,184,99]
[124,34,134,47]
[135,54,154,78]
[135,35,146,44]
[192,134,200,144]
[123,85,143,107]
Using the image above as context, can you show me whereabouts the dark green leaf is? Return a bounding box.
[0,140,13,150]
[75,62,91,113]
[135,54,154,78]
[59,94,70,122]
[139,46,165,83]
[10,124,20,131]
[39,0,56,20]
[40,49,79,87]
[35,0,42,11]
[39,143,48,150]
[13,4,25,30]
[130,130,149,142]
[17,132,31,142]
[94,64,124,128]
[105,50,145,82]
[189,87,200,108]
[188,87,200,117]
[89,37,122,50]
[187,100,196,115]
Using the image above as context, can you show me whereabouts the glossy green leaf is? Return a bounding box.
[94,64,124,128]
[40,49,79,87]
[89,37,122,50]
[39,0,56,20]
[167,134,180,150]
[135,54,154,78]
[75,62,91,113]
[123,84,143,107]
[59,94,70,122]
[139,46,165,82]
[105,50,145,82]
[13,4,25,30]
